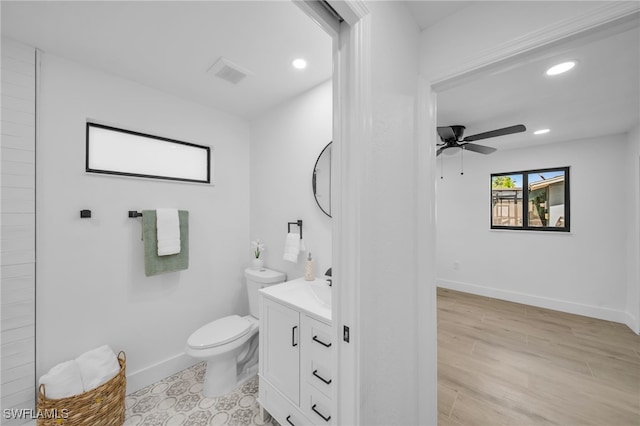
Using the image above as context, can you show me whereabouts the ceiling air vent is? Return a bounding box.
[207,57,253,85]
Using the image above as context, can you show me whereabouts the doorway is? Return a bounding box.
[430,5,640,425]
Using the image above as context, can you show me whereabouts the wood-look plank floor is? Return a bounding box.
[437,288,640,426]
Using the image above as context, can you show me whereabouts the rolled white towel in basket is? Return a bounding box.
[38,360,84,399]
[76,345,121,391]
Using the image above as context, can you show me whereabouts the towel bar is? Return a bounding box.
[287,220,303,239]
[128,211,143,218]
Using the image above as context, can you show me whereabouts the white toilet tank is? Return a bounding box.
[245,268,286,318]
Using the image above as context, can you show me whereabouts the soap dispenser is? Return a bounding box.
[305,252,316,281]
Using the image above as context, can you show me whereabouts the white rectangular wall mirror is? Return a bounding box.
[86,122,211,183]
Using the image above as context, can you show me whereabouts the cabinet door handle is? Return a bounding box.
[312,369,332,384]
[311,404,331,422]
[312,335,332,348]
[286,415,295,426]
[292,326,298,347]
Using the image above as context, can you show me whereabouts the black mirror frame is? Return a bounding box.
[312,141,332,218]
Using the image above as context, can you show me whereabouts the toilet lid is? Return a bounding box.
[188,315,253,349]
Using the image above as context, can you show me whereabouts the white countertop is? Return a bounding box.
[259,277,332,323]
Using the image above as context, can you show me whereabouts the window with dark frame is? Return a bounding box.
[491,167,570,232]
[86,122,211,184]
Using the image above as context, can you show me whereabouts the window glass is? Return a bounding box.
[491,174,523,227]
[527,170,566,228]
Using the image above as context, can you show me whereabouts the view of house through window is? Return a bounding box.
[491,167,570,231]
[491,173,523,226]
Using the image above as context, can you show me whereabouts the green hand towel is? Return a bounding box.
[142,210,189,277]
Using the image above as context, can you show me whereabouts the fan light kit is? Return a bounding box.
[292,58,307,69]
[545,61,576,76]
[534,129,550,135]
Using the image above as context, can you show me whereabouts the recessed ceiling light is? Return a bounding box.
[292,59,307,70]
[545,61,576,76]
[534,129,550,135]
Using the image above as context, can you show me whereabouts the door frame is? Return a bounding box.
[295,1,370,424]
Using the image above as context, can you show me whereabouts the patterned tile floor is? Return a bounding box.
[124,362,280,426]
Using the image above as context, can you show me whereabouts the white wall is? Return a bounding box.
[436,135,630,323]
[36,53,251,392]
[626,124,640,332]
[1,37,37,424]
[357,3,426,424]
[249,80,332,279]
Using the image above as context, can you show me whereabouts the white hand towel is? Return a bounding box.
[283,233,301,263]
[38,360,84,399]
[76,345,121,392]
[156,208,181,256]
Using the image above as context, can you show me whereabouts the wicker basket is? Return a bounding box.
[37,351,126,426]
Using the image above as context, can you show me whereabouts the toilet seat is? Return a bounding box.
[188,315,252,349]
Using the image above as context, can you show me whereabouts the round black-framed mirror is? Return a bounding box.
[312,142,332,218]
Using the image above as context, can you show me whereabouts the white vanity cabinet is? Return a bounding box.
[260,297,300,405]
[259,281,333,426]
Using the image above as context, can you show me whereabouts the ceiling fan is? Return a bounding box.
[436,124,526,156]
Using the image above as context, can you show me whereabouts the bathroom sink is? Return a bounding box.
[259,277,332,322]
[308,280,331,308]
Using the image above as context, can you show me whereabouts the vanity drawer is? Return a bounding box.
[306,357,333,396]
[304,316,332,363]
[302,316,333,396]
[259,378,311,426]
[307,319,332,350]
[302,386,333,426]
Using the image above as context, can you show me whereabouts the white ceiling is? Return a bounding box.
[435,19,640,151]
[1,1,333,120]
[404,1,640,152]
[2,1,638,150]
[404,1,473,30]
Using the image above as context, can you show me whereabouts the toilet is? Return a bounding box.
[186,267,286,397]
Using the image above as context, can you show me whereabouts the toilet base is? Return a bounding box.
[202,354,236,397]
[201,358,259,397]
[200,333,260,398]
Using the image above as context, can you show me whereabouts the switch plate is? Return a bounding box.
[343,325,350,343]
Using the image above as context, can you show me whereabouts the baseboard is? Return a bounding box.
[126,352,197,394]
[437,279,631,327]
[623,311,640,335]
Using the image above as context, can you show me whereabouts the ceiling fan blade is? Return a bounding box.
[436,147,444,156]
[437,126,457,142]
[461,143,497,155]
[463,124,526,142]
